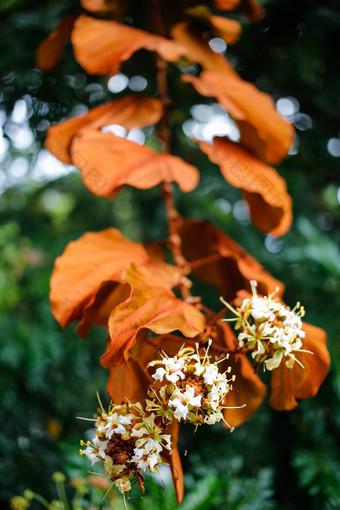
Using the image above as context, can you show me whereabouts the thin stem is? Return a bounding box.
[150,0,192,300]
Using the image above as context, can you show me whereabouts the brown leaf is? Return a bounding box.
[45,95,164,164]
[36,14,79,71]
[211,0,241,9]
[171,21,237,73]
[50,228,150,328]
[101,264,205,367]
[241,0,264,22]
[71,131,199,196]
[80,0,128,16]
[179,218,284,301]
[200,138,293,236]
[185,6,242,44]
[269,322,330,410]
[72,15,184,76]
[183,71,295,164]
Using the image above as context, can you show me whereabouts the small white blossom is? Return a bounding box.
[203,365,219,386]
[152,367,167,382]
[103,412,132,438]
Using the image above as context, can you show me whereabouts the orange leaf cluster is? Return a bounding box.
[39,0,330,502]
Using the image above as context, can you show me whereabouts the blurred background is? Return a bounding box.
[0,0,339,508]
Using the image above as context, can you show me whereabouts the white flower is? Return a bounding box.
[251,296,276,321]
[131,447,145,462]
[103,412,132,438]
[83,445,99,466]
[194,363,205,376]
[144,438,162,455]
[83,436,108,465]
[168,398,189,420]
[166,370,185,383]
[147,453,159,471]
[203,365,219,386]
[163,357,185,372]
[204,412,223,425]
[169,387,202,420]
[152,367,167,382]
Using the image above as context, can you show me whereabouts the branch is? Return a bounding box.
[150,0,193,301]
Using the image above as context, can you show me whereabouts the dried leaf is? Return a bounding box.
[179,218,284,300]
[80,0,128,16]
[101,264,205,367]
[200,137,293,236]
[269,322,330,410]
[171,21,236,73]
[50,228,150,328]
[46,95,163,164]
[72,15,184,76]
[36,14,79,71]
[185,6,242,44]
[241,0,264,22]
[184,71,295,164]
[71,131,199,196]
[212,0,241,10]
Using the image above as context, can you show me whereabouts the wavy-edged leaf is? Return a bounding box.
[171,21,236,73]
[179,218,284,300]
[45,95,163,164]
[186,6,242,44]
[36,14,79,71]
[269,322,330,410]
[200,137,293,236]
[50,228,150,328]
[71,131,199,196]
[184,71,294,164]
[101,264,205,367]
[72,15,184,76]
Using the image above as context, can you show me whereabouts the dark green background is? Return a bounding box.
[0,0,339,508]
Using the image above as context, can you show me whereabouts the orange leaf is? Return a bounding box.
[36,14,79,71]
[171,22,237,73]
[212,0,264,22]
[183,71,295,164]
[72,15,184,76]
[214,321,267,427]
[179,218,284,301]
[185,6,242,45]
[163,420,184,504]
[212,0,241,9]
[269,322,330,410]
[208,15,242,44]
[71,131,199,196]
[241,0,264,22]
[80,0,127,15]
[200,138,293,236]
[50,228,150,328]
[101,264,205,367]
[45,95,163,164]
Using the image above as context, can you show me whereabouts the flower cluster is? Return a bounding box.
[79,400,172,494]
[146,342,236,428]
[222,281,311,370]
